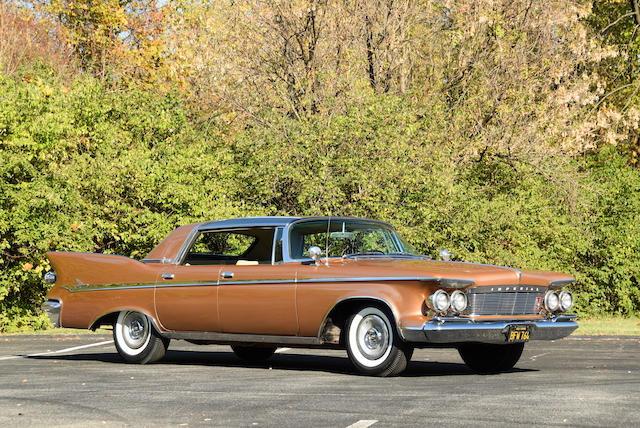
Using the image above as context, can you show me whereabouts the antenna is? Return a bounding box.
[324,217,330,266]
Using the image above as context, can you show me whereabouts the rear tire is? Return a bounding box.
[113,311,169,364]
[231,345,277,362]
[458,342,525,374]
[345,306,410,377]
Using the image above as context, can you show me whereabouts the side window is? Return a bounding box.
[183,228,274,265]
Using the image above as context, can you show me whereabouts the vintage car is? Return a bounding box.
[42,216,577,376]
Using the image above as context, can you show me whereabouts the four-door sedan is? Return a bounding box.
[42,216,577,376]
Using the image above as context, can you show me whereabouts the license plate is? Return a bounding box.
[506,325,531,343]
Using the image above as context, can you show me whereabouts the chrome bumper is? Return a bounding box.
[401,315,577,345]
[42,299,61,328]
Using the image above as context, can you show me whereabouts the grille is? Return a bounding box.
[463,292,543,316]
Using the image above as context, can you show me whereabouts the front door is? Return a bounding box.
[218,264,298,335]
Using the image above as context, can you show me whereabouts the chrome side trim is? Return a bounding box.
[62,283,158,292]
[42,299,61,328]
[160,331,321,345]
[401,315,578,344]
[61,276,470,292]
[141,258,172,264]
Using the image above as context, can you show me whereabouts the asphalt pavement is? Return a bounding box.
[1,334,639,427]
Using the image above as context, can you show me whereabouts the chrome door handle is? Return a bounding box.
[161,273,174,280]
[221,271,234,279]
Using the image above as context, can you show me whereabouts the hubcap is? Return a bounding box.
[122,312,149,350]
[356,314,389,360]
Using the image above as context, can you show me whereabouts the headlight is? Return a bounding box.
[428,290,450,313]
[544,291,560,312]
[559,290,573,312]
[450,290,468,313]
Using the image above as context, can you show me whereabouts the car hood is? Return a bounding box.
[303,257,573,287]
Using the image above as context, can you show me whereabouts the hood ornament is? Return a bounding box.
[439,248,453,262]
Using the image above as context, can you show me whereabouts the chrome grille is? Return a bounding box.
[463,292,543,316]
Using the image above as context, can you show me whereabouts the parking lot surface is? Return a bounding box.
[1,334,639,427]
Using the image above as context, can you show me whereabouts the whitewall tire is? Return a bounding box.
[113,311,169,364]
[345,306,411,376]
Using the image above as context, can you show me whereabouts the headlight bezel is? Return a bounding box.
[428,289,450,313]
[544,290,560,312]
[450,290,468,313]
[558,290,573,312]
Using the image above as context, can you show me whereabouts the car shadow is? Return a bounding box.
[28,350,536,377]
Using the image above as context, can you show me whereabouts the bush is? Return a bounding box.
[0,65,253,331]
[1,66,638,332]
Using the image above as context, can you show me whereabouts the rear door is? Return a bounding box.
[155,227,298,335]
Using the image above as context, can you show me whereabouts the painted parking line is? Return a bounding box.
[275,347,292,354]
[0,340,113,361]
[346,420,378,428]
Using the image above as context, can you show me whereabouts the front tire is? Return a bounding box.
[113,311,169,364]
[345,307,410,377]
[458,342,525,374]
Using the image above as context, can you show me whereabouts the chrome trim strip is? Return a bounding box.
[401,315,578,344]
[61,276,471,292]
[467,285,547,294]
[160,331,321,345]
[141,258,171,264]
[62,283,157,292]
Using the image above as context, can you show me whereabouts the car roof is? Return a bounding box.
[197,216,393,231]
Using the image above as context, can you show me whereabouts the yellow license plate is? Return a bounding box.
[506,325,531,343]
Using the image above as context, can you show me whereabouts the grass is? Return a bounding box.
[573,316,640,336]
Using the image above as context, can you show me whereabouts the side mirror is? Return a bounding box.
[439,248,452,262]
[308,246,323,265]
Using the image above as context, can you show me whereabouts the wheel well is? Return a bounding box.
[318,298,399,345]
[90,310,161,333]
[90,312,118,331]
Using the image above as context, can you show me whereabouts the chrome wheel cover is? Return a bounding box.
[122,311,149,350]
[356,314,390,360]
[115,311,152,356]
[348,307,394,368]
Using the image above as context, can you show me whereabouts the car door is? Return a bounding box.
[156,226,298,335]
[154,264,222,332]
[218,263,299,335]
[217,227,298,335]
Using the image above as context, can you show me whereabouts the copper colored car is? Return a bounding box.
[42,217,578,376]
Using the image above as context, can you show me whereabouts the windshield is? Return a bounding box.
[288,219,418,259]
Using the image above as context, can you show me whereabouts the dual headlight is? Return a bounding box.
[544,290,573,312]
[428,290,468,314]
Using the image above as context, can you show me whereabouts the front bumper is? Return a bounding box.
[401,315,577,345]
[42,299,61,328]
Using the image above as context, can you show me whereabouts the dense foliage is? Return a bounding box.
[0,0,638,331]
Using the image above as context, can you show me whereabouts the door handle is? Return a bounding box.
[220,271,234,279]
[161,273,174,280]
